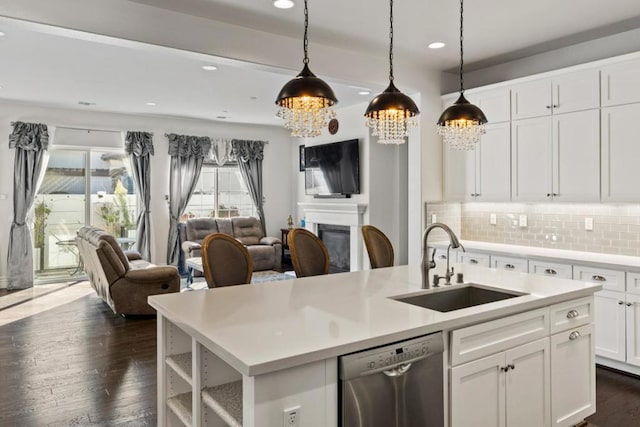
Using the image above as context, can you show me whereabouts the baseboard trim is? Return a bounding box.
[0,276,7,289]
[596,356,640,377]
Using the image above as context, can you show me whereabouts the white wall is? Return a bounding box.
[0,99,292,287]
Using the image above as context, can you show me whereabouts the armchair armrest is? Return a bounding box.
[124,266,181,285]
[125,250,142,261]
[182,241,202,255]
[260,236,282,246]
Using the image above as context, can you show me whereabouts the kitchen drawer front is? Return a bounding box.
[549,296,594,335]
[573,265,625,292]
[431,247,456,263]
[450,307,550,366]
[491,255,528,273]
[529,260,573,279]
[626,272,640,295]
[458,252,491,267]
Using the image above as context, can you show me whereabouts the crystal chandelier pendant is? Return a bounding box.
[275,0,337,138]
[364,0,419,145]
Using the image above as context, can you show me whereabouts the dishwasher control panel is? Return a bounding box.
[339,332,444,380]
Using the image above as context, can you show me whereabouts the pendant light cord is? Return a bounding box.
[303,0,309,64]
[389,0,394,81]
[459,0,464,93]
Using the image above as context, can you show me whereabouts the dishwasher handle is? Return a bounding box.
[383,363,412,377]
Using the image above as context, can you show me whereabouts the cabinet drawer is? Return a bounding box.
[626,272,640,295]
[458,252,490,267]
[451,307,549,366]
[529,260,573,279]
[491,255,528,273]
[431,247,455,263]
[549,296,594,335]
[573,265,625,293]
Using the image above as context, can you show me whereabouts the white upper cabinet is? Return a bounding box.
[601,58,640,107]
[511,69,599,120]
[601,103,640,201]
[511,79,552,120]
[511,117,553,201]
[475,88,511,123]
[443,142,476,201]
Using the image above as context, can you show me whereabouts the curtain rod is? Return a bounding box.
[164,133,268,143]
[54,125,126,134]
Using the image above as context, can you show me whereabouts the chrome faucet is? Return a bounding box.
[421,222,464,289]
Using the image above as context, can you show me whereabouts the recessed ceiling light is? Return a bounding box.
[358,90,371,95]
[0,32,5,37]
[273,0,295,9]
[146,102,157,106]
[428,42,446,49]
[202,65,218,71]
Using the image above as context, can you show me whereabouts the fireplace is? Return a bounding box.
[298,202,368,272]
[318,224,351,273]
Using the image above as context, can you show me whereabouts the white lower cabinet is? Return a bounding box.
[529,260,573,279]
[594,290,626,361]
[626,294,640,366]
[550,324,596,427]
[450,338,550,427]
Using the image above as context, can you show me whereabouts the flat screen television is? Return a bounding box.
[304,139,360,197]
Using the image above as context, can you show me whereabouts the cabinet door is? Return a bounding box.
[626,272,640,295]
[476,87,511,123]
[444,141,476,201]
[594,290,626,361]
[601,104,640,201]
[550,324,596,427]
[512,118,553,201]
[491,255,528,273]
[512,79,553,120]
[476,122,511,201]
[626,294,640,367]
[552,69,600,114]
[552,110,600,202]
[450,352,506,427]
[529,260,573,279]
[505,338,551,427]
[601,58,640,107]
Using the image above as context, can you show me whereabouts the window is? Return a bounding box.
[185,164,255,219]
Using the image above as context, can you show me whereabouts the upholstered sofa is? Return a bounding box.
[180,217,282,271]
[76,226,181,315]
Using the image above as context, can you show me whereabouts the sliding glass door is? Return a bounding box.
[34,148,136,283]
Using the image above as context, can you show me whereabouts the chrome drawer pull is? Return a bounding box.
[469,259,479,264]
[591,275,607,282]
[627,302,634,307]
[504,264,515,269]
[566,309,579,319]
[618,301,625,305]
[569,331,581,341]
[544,268,557,275]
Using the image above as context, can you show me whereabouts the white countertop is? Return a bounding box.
[430,240,640,270]
[149,263,600,377]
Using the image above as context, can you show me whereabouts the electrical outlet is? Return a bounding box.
[519,214,527,227]
[284,406,300,427]
[431,213,437,223]
[490,213,497,225]
[585,217,594,231]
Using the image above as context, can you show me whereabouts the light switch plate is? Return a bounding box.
[585,217,594,231]
[519,214,527,227]
[490,213,497,225]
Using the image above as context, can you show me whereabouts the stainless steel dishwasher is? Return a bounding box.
[339,332,444,427]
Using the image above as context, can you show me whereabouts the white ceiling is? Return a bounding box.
[1,0,640,124]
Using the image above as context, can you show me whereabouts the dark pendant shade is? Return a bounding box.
[276,64,337,107]
[437,93,487,125]
[365,82,420,118]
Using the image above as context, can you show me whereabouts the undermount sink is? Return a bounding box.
[393,284,526,313]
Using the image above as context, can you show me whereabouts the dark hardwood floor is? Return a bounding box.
[1,290,639,426]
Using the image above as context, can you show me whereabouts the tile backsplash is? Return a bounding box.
[426,202,640,256]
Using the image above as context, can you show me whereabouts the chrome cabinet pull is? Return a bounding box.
[546,193,552,197]
[591,275,607,282]
[504,264,515,269]
[544,268,557,275]
[553,104,559,108]
[566,309,579,319]
[469,259,479,264]
[546,105,552,109]
[552,193,559,196]
[618,301,625,305]
[627,302,634,307]
[508,364,515,370]
[569,331,581,341]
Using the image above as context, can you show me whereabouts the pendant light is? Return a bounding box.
[436,0,487,150]
[276,0,337,138]
[365,0,419,145]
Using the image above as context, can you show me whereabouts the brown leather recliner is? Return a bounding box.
[76,226,180,315]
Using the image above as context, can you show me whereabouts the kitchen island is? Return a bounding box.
[149,262,601,427]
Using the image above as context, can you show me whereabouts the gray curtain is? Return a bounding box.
[7,122,50,289]
[231,139,266,235]
[125,131,154,261]
[166,133,212,270]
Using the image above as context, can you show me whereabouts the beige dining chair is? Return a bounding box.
[202,233,253,288]
[362,225,395,269]
[288,228,330,277]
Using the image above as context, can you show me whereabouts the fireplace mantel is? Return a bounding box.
[298,202,368,271]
